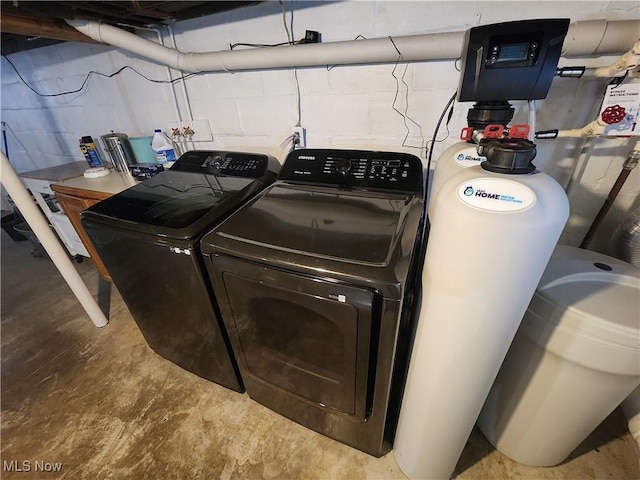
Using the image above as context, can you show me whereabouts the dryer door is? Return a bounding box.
[218,257,377,421]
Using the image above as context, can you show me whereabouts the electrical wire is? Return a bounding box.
[413,90,458,289]
[1,54,198,97]
[1,122,9,158]
[388,36,426,153]
[279,0,293,44]
[279,0,302,128]
[326,35,367,71]
[229,40,302,50]
[293,68,302,127]
[425,91,457,191]
[287,0,302,126]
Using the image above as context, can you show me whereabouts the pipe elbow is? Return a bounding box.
[65,18,103,43]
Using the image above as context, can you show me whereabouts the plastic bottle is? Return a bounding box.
[394,138,569,480]
[151,129,176,165]
[80,136,103,167]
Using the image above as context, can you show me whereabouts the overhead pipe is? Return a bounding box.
[0,152,108,328]
[66,19,640,73]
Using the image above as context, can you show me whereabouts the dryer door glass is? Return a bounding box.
[222,268,376,419]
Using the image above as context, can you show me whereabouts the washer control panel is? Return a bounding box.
[170,150,267,178]
[279,149,422,193]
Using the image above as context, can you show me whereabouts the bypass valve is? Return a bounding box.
[601,104,626,125]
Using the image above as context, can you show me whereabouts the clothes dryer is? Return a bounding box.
[200,148,425,455]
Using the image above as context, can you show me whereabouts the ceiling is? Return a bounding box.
[1,1,262,54]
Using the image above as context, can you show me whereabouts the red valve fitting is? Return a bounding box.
[483,124,505,138]
[507,124,531,139]
[601,105,626,124]
[460,127,474,141]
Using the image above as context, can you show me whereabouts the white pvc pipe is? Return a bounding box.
[563,20,640,56]
[66,19,640,74]
[167,23,197,151]
[528,100,536,141]
[594,39,640,77]
[557,118,607,138]
[0,152,108,328]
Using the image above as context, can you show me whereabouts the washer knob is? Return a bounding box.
[337,159,352,175]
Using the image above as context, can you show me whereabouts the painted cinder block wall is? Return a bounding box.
[1,1,638,256]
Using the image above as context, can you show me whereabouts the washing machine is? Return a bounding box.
[200,148,425,456]
[81,150,279,392]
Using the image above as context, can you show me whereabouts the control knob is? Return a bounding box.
[336,158,352,175]
[211,155,223,169]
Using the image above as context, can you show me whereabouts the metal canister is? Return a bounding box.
[100,131,136,173]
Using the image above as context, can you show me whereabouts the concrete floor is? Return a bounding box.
[2,230,639,480]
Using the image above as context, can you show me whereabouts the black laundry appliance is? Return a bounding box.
[81,150,280,392]
[200,148,425,455]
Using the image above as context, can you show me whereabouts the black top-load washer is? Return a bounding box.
[81,150,279,392]
[200,148,425,456]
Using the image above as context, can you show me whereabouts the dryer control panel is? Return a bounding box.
[278,149,423,194]
[170,150,269,178]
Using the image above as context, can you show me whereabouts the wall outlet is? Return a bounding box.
[167,119,213,142]
[292,126,306,149]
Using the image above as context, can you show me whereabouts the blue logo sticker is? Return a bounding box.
[457,154,465,161]
[464,186,474,196]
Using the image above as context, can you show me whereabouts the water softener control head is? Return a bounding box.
[478,138,537,174]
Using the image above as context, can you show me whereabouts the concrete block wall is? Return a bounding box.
[1,1,639,256]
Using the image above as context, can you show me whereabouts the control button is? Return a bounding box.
[531,43,538,50]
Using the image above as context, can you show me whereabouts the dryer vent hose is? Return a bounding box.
[612,206,640,267]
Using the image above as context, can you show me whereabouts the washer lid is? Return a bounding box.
[212,184,415,266]
[532,245,640,347]
[82,171,259,240]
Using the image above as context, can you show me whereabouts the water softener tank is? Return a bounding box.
[394,137,569,480]
[428,102,514,217]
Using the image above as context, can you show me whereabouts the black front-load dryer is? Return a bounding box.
[200,148,425,455]
[81,150,279,392]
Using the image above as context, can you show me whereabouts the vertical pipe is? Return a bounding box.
[166,24,196,151]
[528,100,536,141]
[0,152,108,328]
[580,143,640,248]
[119,22,184,136]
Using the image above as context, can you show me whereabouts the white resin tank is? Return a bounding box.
[428,141,485,217]
[394,160,569,480]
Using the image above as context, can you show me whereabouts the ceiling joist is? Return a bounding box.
[1,13,102,45]
[1,1,261,54]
